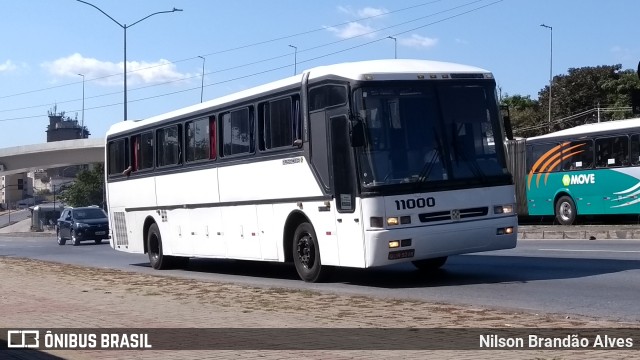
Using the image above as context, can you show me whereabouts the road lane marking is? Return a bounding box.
[538,248,640,253]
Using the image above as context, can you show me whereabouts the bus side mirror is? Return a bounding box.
[500,105,514,140]
[350,120,365,147]
[632,89,640,115]
[504,117,514,140]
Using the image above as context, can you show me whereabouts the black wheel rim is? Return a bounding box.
[296,233,315,269]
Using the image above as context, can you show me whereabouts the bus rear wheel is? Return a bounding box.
[292,222,329,282]
[148,223,171,270]
[412,256,448,271]
[555,196,576,225]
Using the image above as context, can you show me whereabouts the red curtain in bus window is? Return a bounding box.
[132,135,139,171]
[210,116,217,159]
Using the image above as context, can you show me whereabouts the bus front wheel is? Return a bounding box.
[555,196,576,225]
[292,222,329,282]
[412,256,448,272]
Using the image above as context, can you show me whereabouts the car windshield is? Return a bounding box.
[74,208,107,220]
[353,82,508,189]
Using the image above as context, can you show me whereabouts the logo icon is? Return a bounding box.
[562,174,571,187]
[7,330,40,348]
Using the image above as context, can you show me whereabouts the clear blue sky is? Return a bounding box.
[1,0,638,148]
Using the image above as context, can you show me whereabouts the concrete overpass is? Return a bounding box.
[0,138,105,176]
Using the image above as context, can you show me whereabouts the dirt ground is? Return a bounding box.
[0,257,638,359]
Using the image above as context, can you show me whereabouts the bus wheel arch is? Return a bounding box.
[283,211,330,282]
[142,216,157,255]
[554,193,577,225]
[283,211,310,263]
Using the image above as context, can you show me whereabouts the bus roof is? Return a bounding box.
[528,117,640,142]
[107,59,492,137]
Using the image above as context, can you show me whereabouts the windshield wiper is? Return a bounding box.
[414,130,444,189]
[450,124,488,184]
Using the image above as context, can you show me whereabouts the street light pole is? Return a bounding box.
[387,36,397,59]
[198,56,205,103]
[78,73,85,137]
[76,1,183,121]
[540,24,553,132]
[288,45,297,75]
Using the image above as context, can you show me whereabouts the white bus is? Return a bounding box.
[105,59,517,282]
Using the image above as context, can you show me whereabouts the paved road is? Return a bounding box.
[0,235,639,323]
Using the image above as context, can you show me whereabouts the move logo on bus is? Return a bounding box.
[562,173,595,186]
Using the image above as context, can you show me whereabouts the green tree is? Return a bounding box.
[538,64,639,131]
[505,63,640,137]
[59,164,104,207]
[501,94,543,137]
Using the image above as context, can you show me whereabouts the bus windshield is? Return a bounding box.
[353,82,509,190]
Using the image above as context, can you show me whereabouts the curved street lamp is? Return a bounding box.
[198,56,205,103]
[76,1,183,121]
[387,36,397,59]
[540,24,553,132]
[288,45,297,75]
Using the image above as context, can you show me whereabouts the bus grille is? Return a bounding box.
[113,212,129,246]
[419,207,488,223]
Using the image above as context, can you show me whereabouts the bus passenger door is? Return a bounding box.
[329,114,365,268]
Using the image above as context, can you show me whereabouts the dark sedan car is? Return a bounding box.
[56,206,110,246]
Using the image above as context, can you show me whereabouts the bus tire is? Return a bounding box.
[292,222,329,282]
[555,196,576,225]
[148,223,171,270]
[412,256,448,271]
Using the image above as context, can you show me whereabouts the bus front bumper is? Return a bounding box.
[364,215,517,268]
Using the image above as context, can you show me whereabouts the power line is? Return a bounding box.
[0,0,503,123]
[0,0,453,101]
[514,107,634,133]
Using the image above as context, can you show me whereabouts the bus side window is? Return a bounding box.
[258,95,298,151]
[185,117,211,163]
[222,107,253,157]
[107,138,129,176]
[631,134,640,166]
[596,136,628,167]
[157,124,182,167]
[139,131,154,170]
[309,85,347,112]
[563,140,593,170]
[613,136,629,166]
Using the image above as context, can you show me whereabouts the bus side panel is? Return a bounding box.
[107,177,157,253]
[222,205,262,260]
[333,200,366,268]
[190,207,225,258]
[217,157,325,261]
[605,168,640,215]
[256,204,278,261]
[527,171,604,216]
[217,157,323,203]
[154,168,220,257]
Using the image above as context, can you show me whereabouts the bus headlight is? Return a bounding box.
[494,204,514,214]
[387,217,399,226]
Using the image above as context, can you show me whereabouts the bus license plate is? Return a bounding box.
[388,249,415,260]
[95,231,106,235]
